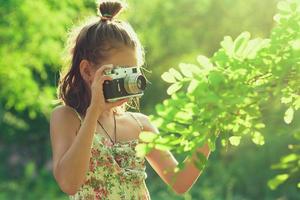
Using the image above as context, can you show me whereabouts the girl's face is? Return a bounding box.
[80,46,138,86]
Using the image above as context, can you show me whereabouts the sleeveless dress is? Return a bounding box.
[67,107,151,200]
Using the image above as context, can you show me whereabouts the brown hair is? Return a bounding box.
[57,0,145,117]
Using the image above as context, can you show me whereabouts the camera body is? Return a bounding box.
[103,66,147,102]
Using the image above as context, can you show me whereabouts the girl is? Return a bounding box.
[50,0,211,199]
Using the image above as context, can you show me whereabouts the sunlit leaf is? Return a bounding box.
[244,38,270,59]
[208,137,216,152]
[208,70,225,87]
[25,161,35,178]
[179,63,194,77]
[167,82,182,95]
[251,131,265,145]
[174,111,193,122]
[255,123,266,129]
[161,72,176,83]
[268,174,289,190]
[284,107,294,124]
[187,79,200,93]
[197,55,213,69]
[169,68,183,81]
[135,144,152,158]
[221,36,234,56]
[277,1,291,12]
[294,96,300,110]
[234,32,251,57]
[155,143,172,151]
[139,131,158,143]
[280,153,298,163]
[229,136,241,146]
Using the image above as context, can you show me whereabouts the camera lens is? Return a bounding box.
[137,76,146,90]
[124,74,147,94]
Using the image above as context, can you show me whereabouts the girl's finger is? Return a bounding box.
[94,64,113,81]
[99,75,113,84]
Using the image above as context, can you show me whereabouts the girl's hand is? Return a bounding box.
[89,64,128,116]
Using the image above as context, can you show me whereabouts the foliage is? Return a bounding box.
[137,0,300,189]
[127,0,279,113]
[0,0,298,199]
[0,0,94,134]
[0,162,67,200]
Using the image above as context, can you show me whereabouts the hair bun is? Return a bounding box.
[98,0,127,21]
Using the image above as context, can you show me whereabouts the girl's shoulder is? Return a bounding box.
[123,111,154,133]
[50,105,82,130]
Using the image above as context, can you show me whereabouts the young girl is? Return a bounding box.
[50,1,211,199]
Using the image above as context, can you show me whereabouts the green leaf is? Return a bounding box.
[150,117,164,128]
[243,38,270,59]
[280,153,298,163]
[294,96,300,110]
[208,70,225,87]
[25,161,36,178]
[187,79,200,93]
[251,131,265,145]
[290,39,300,50]
[167,82,182,95]
[233,32,251,56]
[197,55,213,69]
[156,137,172,144]
[29,110,37,119]
[268,174,289,190]
[174,111,193,122]
[294,132,300,140]
[255,123,266,129]
[284,107,294,124]
[178,63,194,77]
[277,1,291,12]
[281,96,293,104]
[139,131,158,143]
[221,36,234,56]
[208,137,216,152]
[190,66,202,75]
[135,144,152,158]
[166,122,177,131]
[242,38,262,58]
[169,68,183,81]
[161,72,176,83]
[229,136,241,146]
[155,143,172,151]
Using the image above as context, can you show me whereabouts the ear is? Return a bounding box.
[79,59,94,85]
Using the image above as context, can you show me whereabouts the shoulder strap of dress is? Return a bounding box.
[128,112,144,131]
[66,105,82,126]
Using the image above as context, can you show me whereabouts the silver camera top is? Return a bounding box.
[103,66,141,79]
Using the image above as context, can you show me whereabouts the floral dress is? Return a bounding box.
[68,107,151,200]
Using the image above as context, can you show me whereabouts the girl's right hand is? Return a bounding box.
[89,64,129,116]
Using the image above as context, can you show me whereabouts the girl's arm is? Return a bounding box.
[50,105,100,195]
[136,113,211,195]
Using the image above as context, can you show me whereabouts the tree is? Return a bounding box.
[137,0,300,190]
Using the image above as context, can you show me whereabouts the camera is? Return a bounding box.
[103,66,147,102]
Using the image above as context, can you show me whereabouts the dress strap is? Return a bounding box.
[128,112,144,131]
[66,105,82,126]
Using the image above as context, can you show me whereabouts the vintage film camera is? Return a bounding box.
[103,66,147,102]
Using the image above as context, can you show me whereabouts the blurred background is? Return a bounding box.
[0,0,299,199]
